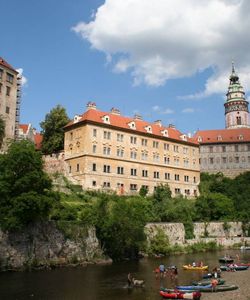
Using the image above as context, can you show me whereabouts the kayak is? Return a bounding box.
[192,279,225,286]
[176,284,211,291]
[218,257,234,263]
[183,265,208,271]
[175,285,238,293]
[220,265,249,271]
[159,290,201,299]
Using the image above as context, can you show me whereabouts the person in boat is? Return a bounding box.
[192,261,196,267]
[127,273,133,287]
[211,278,218,292]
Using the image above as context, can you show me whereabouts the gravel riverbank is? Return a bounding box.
[202,268,250,300]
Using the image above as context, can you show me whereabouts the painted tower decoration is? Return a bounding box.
[224,62,250,129]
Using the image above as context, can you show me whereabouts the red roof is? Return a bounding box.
[194,128,250,144]
[34,133,43,150]
[19,124,29,134]
[0,57,18,73]
[65,107,198,145]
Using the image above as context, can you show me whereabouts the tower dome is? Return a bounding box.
[224,62,250,129]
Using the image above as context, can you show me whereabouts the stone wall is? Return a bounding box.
[145,222,250,247]
[43,152,67,175]
[0,222,108,271]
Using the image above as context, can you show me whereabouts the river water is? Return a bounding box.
[0,250,249,300]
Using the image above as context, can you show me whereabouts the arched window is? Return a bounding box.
[236,116,242,125]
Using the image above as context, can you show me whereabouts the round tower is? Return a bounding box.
[224,62,250,129]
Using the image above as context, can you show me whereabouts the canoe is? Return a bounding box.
[176,284,212,291]
[183,265,208,271]
[175,285,238,293]
[159,290,201,299]
[220,265,249,271]
[218,257,234,263]
[192,279,225,286]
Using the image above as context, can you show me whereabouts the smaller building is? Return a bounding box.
[17,123,43,150]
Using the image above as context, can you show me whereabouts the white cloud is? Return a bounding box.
[16,68,28,87]
[182,108,195,113]
[72,0,250,96]
[161,108,174,115]
[152,105,160,112]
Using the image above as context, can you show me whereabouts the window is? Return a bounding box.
[236,116,242,125]
[93,128,97,137]
[165,173,170,180]
[173,145,179,152]
[184,175,189,182]
[0,68,3,79]
[92,181,96,187]
[222,146,226,152]
[175,188,181,194]
[174,157,180,165]
[5,106,10,114]
[6,86,10,96]
[164,156,170,165]
[141,138,148,146]
[209,146,213,153]
[76,164,80,172]
[141,152,148,160]
[103,182,111,188]
[117,148,124,157]
[117,166,124,174]
[117,133,124,142]
[153,141,159,148]
[130,151,137,159]
[104,131,111,139]
[235,156,239,163]
[183,147,188,154]
[92,163,96,171]
[153,171,159,179]
[193,176,196,183]
[130,168,137,176]
[174,174,180,181]
[6,73,14,83]
[209,157,214,164]
[103,146,111,155]
[222,157,227,164]
[153,153,159,162]
[0,83,2,93]
[130,184,137,191]
[183,159,189,167]
[92,144,97,153]
[141,185,149,191]
[69,166,72,173]
[248,144,250,151]
[164,143,169,151]
[184,189,190,196]
[142,170,148,177]
[235,145,239,152]
[103,165,111,173]
[130,136,137,144]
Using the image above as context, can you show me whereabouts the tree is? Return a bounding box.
[0,140,56,230]
[0,115,5,148]
[40,105,69,154]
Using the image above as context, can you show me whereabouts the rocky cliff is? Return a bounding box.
[0,221,109,271]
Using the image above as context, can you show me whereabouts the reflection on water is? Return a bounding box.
[0,250,249,300]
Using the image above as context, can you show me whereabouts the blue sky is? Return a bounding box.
[1,0,250,134]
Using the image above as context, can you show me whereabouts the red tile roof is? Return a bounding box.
[0,57,18,73]
[65,107,198,145]
[19,124,29,134]
[194,128,250,144]
[34,133,43,150]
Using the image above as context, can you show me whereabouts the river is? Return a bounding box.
[0,249,249,300]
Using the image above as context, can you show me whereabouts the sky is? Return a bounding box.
[1,0,250,135]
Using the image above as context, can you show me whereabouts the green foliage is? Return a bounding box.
[40,105,69,154]
[183,221,194,239]
[185,241,221,253]
[147,228,171,256]
[153,183,172,202]
[0,140,56,230]
[0,115,5,148]
[139,185,148,197]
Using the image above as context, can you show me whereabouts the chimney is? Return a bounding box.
[169,123,175,128]
[110,107,121,115]
[86,102,97,111]
[134,114,142,120]
[154,120,162,127]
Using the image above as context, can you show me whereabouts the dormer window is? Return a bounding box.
[128,121,136,130]
[217,135,222,141]
[198,136,202,142]
[238,134,243,140]
[73,115,81,123]
[145,125,152,133]
[161,129,168,137]
[180,134,187,141]
[102,115,110,124]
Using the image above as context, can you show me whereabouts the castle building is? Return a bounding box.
[0,57,21,150]
[64,103,200,197]
[194,64,250,178]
